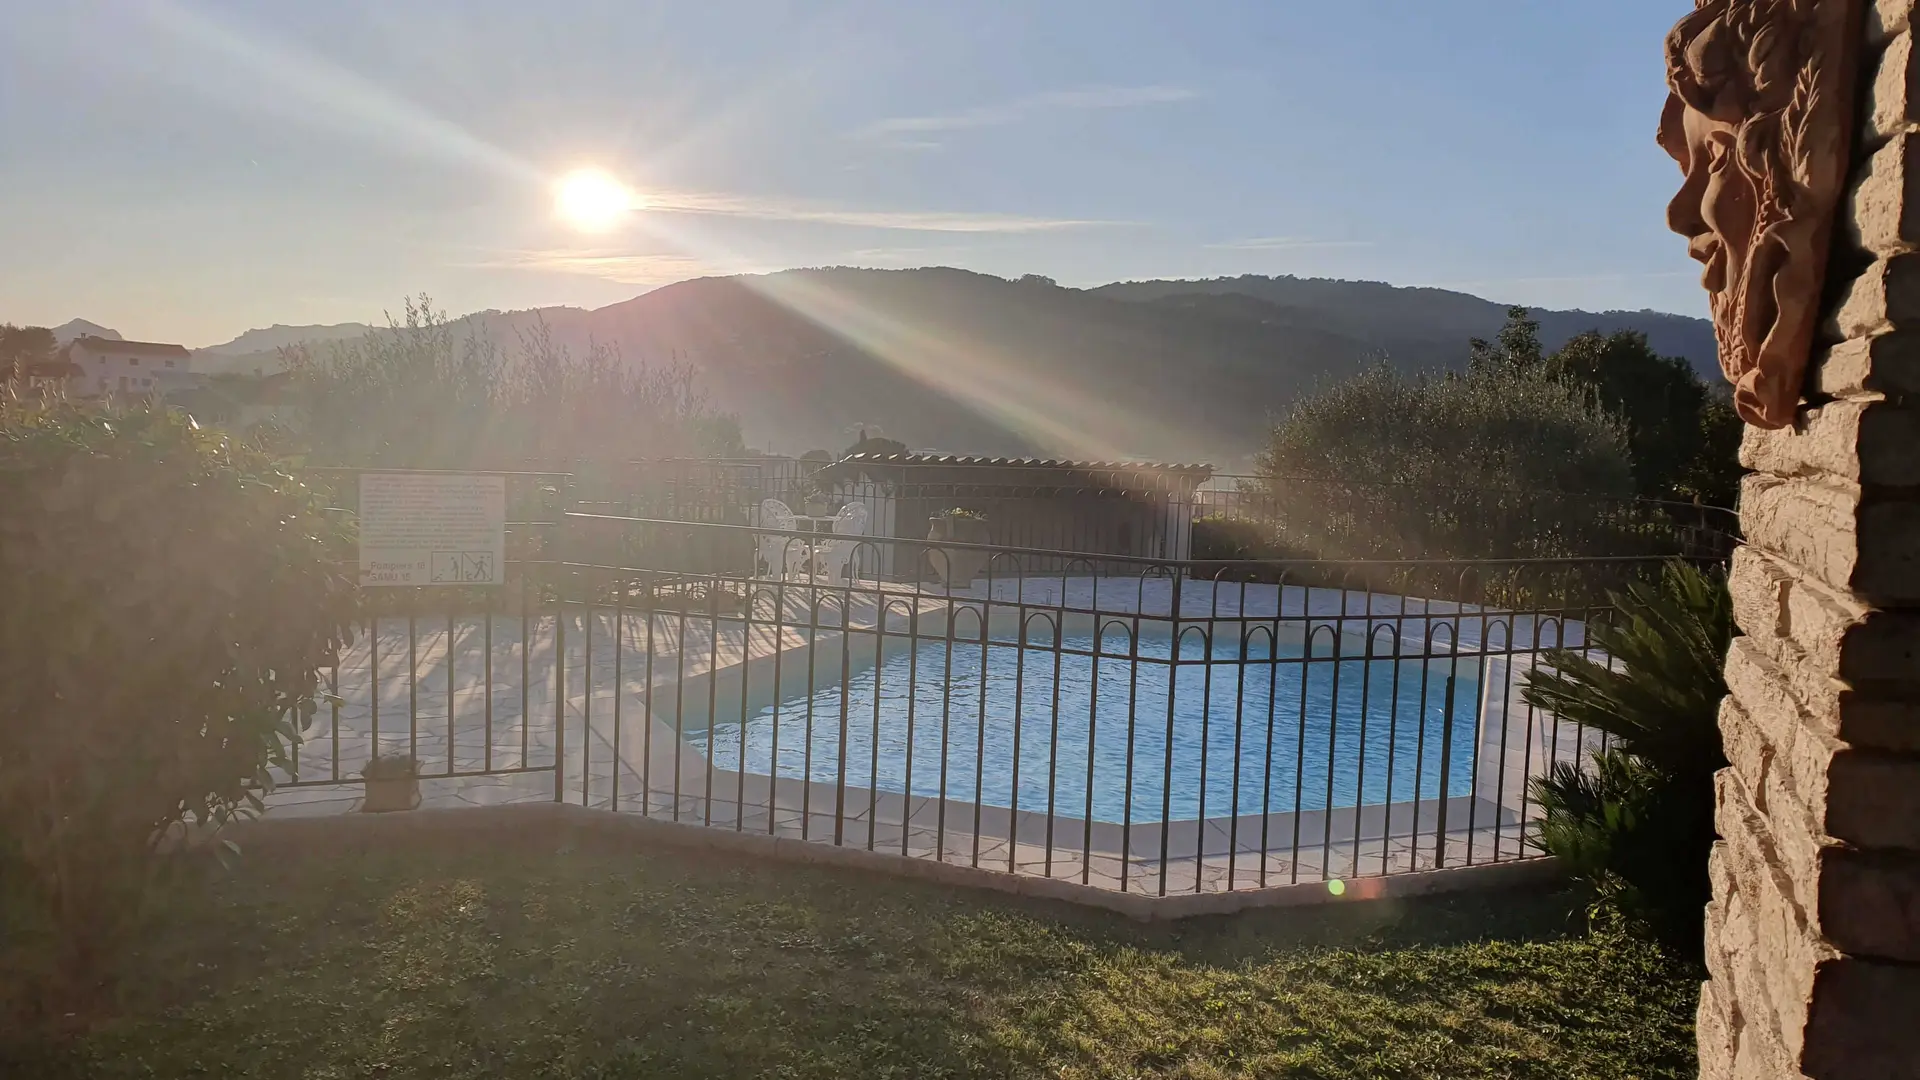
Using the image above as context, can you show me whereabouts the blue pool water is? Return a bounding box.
[690,632,1482,824]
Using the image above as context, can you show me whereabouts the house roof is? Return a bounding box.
[68,335,191,358]
[836,452,1214,478]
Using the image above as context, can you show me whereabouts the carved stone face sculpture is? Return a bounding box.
[1657,0,1860,429]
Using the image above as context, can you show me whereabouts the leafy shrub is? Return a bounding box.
[1189,514,1273,561]
[1522,561,1731,950]
[0,399,356,1026]
[1260,362,1635,504]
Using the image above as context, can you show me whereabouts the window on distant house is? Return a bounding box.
[118,376,128,392]
[129,357,139,366]
[164,359,174,367]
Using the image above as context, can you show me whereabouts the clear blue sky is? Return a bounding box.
[0,0,1701,347]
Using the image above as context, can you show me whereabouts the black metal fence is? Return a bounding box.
[270,490,1696,896]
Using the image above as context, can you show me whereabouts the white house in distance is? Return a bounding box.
[64,335,193,398]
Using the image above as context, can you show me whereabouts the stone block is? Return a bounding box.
[1742,475,1920,604]
[1731,545,1920,684]
[1741,474,1864,598]
[1729,546,1794,643]
[1705,859,1823,1069]
[1723,660,1920,853]
[1821,847,1920,961]
[1872,1,1916,47]
[1696,979,1736,1080]
[1719,697,1776,814]
[1829,253,1920,338]
[1802,957,1920,1079]
[1857,498,1920,602]
[1833,689,1920,753]
[1823,749,1920,850]
[1718,766,1825,938]
[1850,131,1920,252]
[1815,332,1920,397]
[1741,400,1920,487]
[1842,610,1920,684]
[1721,763,1920,962]
[1866,28,1920,143]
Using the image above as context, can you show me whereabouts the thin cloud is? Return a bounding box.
[643,189,1107,233]
[1204,237,1376,251]
[468,249,734,286]
[847,246,971,263]
[855,84,1197,144]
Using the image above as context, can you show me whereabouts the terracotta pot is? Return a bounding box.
[927,515,991,586]
[361,774,421,813]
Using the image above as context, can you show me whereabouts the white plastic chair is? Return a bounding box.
[757,498,807,579]
[812,502,870,584]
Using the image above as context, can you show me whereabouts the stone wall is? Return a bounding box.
[1700,3,1920,1077]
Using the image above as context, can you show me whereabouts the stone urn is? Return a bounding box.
[361,754,421,813]
[927,513,991,587]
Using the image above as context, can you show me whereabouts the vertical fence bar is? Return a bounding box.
[642,589,658,819]
[371,614,382,764]
[869,599,885,852]
[1379,628,1406,879]
[705,591,720,826]
[582,591,594,807]
[446,609,456,777]
[520,567,530,769]
[408,594,419,769]
[484,598,494,774]
[613,583,624,812]
[1157,574,1183,897]
[901,605,919,858]
[737,577,753,832]
[1434,673,1457,867]
[328,646,341,782]
[1043,613,1064,880]
[1008,616,1026,876]
[553,571,567,802]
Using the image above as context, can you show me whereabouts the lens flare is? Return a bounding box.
[1326,879,1347,897]
[555,169,637,232]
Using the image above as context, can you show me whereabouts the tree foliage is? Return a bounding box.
[1249,362,1641,565]
[282,295,743,468]
[0,399,357,1026]
[1261,361,1635,495]
[1469,306,1741,506]
[1522,561,1732,950]
[0,324,58,384]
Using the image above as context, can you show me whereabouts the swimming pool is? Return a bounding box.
[687,631,1482,824]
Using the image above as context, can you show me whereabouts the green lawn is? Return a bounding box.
[6,832,1700,1079]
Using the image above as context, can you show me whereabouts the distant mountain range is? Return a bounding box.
[87,270,1720,469]
[51,319,121,344]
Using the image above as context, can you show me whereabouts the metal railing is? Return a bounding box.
[270,501,1701,896]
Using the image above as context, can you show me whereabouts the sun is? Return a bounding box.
[554,169,636,232]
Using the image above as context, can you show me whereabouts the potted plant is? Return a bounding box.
[927,508,991,586]
[361,753,421,813]
[793,474,832,517]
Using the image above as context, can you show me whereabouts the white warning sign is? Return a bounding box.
[357,472,507,587]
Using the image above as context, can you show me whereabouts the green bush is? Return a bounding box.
[1252,363,1640,563]
[1189,514,1273,561]
[0,399,356,1027]
[1522,561,1731,950]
